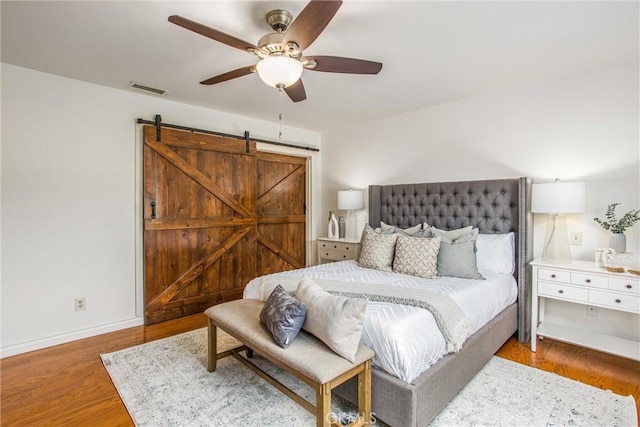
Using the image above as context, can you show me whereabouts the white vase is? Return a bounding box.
[328,211,339,239]
[609,233,626,253]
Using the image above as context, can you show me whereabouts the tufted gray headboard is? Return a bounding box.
[369,177,532,343]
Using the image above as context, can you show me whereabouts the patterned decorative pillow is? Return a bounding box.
[296,277,367,362]
[392,235,441,279]
[357,225,399,272]
[260,285,307,349]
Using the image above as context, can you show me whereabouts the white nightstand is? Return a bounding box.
[316,237,360,264]
[531,258,640,360]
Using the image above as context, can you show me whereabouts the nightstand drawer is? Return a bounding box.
[589,290,640,313]
[609,277,640,295]
[538,281,588,302]
[571,273,608,289]
[318,241,357,256]
[538,268,570,283]
[320,249,355,261]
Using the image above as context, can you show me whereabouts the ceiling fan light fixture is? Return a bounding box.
[256,56,303,89]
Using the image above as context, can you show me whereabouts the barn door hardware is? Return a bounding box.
[150,201,156,219]
[154,114,162,141]
[137,116,319,152]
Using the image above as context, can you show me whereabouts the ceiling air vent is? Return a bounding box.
[128,81,168,96]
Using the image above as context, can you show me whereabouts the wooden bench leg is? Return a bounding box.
[358,360,372,426]
[207,318,217,372]
[316,383,332,427]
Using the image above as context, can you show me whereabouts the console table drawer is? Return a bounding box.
[538,268,570,283]
[571,273,608,289]
[538,281,588,302]
[589,290,640,313]
[609,277,640,295]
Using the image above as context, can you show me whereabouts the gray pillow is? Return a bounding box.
[379,221,423,235]
[437,241,485,280]
[431,225,477,243]
[392,235,441,279]
[296,277,367,362]
[357,225,398,272]
[260,285,307,349]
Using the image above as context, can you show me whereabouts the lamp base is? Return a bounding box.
[541,214,572,264]
[345,210,359,239]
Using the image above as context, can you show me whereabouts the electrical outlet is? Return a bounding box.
[570,231,583,246]
[75,297,86,312]
[586,305,598,317]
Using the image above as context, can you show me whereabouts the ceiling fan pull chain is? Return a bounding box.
[278,88,284,139]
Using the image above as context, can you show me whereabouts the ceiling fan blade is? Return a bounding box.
[282,1,342,51]
[284,79,307,102]
[169,15,257,53]
[304,56,383,74]
[200,66,255,85]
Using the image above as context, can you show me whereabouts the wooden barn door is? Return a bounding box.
[256,152,307,276]
[143,126,257,324]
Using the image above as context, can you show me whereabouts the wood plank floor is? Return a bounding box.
[2,314,639,426]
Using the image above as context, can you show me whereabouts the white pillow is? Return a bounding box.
[296,277,367,362]
[476,232,515,274]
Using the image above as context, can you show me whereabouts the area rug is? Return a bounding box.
[101,328,637,427]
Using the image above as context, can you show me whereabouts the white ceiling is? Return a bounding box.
[2,1,638,132]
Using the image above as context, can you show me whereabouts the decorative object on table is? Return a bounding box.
[532,179,586,263]
[337,188,365,239]
[328,211,339,239]
[604,251,634,271]
[338,216,345,238]
[593,202,640,254]
[594,248,606,268]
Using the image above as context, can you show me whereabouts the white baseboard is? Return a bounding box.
[0,317,144,358]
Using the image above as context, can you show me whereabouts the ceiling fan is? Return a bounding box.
[168,0,383,102]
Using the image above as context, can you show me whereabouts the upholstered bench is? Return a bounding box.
[204,299,374,427]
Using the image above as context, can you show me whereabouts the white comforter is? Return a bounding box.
[243,261,517,383]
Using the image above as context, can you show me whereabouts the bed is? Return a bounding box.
[244,177,532,426]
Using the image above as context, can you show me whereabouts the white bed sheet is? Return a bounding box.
[243,260,517,383]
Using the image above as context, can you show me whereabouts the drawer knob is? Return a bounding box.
[626,284,633,289]
[343,255,346,258]
[345,246,350,250]
[615,299,621,304]
[585,279,591,284]
[333,245,337,249]
[558,290,564,294]
[551,274,556,278]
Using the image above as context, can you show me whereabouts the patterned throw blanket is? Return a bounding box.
[260,276,470,353]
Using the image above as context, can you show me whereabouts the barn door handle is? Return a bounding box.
[150,201,156,219]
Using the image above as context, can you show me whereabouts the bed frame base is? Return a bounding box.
[335,303,518,426]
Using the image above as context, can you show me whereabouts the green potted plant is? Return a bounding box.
[594,203,640,253]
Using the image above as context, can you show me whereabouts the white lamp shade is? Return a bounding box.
[255,56,303,88]
[532,181,586,214]
[337,190,364,210]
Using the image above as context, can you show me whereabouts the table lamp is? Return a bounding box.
[532,179,586,263]
[337,189,364,239]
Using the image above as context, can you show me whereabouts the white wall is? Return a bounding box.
[1,63,321,357]
[321,61,640,266]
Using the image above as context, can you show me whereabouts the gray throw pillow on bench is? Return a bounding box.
[260,285,307,349]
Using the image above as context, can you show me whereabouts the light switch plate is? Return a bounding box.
[570,231,583,246]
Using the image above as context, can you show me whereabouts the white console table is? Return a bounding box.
[531,258,640,361]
